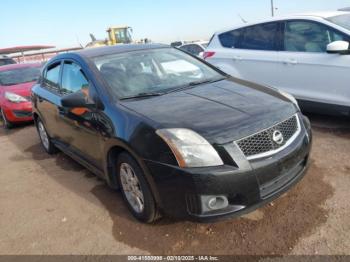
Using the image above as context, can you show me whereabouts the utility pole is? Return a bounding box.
[271,0,275,17]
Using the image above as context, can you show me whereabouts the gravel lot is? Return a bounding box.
[0,114,349,255]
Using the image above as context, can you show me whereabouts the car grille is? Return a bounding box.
[235,114,300,160]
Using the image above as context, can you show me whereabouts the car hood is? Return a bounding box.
[121,78,298,144]
[0,81,35,98]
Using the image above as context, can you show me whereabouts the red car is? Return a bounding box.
[0,63,41,128]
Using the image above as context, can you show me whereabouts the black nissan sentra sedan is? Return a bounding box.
[32,44,312,223]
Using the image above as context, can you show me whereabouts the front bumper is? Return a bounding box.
[1,101,33,122]
[145,115,312,222]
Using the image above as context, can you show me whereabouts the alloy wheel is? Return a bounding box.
[119,162,145,213]
[38,121,49,151]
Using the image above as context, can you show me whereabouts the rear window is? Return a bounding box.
[0,67,41,86]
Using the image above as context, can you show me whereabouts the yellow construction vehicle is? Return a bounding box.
[86,26,133,48]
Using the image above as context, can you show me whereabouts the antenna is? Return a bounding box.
[75,34,83,48]
[238,14,247,23]
[271,0,275,17]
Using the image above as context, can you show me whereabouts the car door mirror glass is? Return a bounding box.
[61,90,94,108]
[327,41,350,54]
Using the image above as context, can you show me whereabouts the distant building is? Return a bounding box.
[0,45,83,63]
[338,7,350,11]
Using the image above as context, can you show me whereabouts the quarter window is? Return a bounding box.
[61,62,89,94]
[284,20,348,53]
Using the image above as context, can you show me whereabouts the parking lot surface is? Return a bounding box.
[0,114,349,255]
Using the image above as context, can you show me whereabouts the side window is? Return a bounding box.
[238,22,279,51]
[284,20,348,53]
[44,62,61,92]
[219,29,242,48]
[61,62,89,95]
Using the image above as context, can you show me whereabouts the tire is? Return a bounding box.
[1,108,13,129]
[116,152,160,223]
[36,118,57,154]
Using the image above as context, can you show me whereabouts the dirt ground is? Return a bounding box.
[0,114,349,255]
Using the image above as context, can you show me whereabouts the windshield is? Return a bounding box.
[327,14,350,31]
[0,67,41,86]
[93,48,224,99]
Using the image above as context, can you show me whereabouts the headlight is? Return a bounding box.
[279,90,300,110]
[156,128,224,168]
[5,92,28,103]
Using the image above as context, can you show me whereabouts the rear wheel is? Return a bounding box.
[36,118,57,154]
[1,109,13,129]
[116,152,160,223]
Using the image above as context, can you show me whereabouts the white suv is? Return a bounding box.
[205,11,350,115]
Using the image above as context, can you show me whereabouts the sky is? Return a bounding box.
[1,0,350,48]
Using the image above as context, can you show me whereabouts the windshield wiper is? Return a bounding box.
[188,77,226,86]
[120,92,164,100]
[167,77,226,94]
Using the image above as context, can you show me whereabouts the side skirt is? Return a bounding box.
[298,99,350,117]
[52,140,105,179]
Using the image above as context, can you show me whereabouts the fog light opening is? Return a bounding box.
[207,196,228,210]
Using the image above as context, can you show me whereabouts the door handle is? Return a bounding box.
[283,59,298,65]
[233,56,243,61]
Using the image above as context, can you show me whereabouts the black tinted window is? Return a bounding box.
[284,20,348,52]
[238,23,278,50]
[219,29,242,48]
[61,62,89,94]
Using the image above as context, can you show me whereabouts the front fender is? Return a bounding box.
[102,138,163,208]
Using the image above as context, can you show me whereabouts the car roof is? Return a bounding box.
[75,44,169,58]
[0,63,41,72]
[214,11,350,35]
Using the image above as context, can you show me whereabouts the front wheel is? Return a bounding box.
[116,152,160,223]
[36,118,57,154]
[1,109,13,129]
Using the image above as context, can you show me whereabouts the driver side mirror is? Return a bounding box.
[327,40,350,54]
[61,90,96,109]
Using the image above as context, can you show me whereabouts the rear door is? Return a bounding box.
[208,22,281,86]
[276,19,350,107]
[36,61,63,140]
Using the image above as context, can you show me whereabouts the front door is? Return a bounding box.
[58,60,104,168]
[276,20,350,107]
